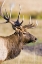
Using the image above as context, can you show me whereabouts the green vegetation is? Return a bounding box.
[0,11,42,19]
[0,16,3,19]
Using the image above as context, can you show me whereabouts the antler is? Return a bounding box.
[29,16,32,24]
[3,9,10,23]
[10,4,23,28]
[0,0,6,16]
[23,19,38,29]
[0,1,15,23]
[35,20,38,26]
[0,0,10,23]
[9,3,15,19]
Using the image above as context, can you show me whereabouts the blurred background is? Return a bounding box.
[2,0,42,12]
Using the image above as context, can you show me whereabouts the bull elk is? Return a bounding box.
[0,20,37,63]
[0,23,37,62]
[0,2,37,64]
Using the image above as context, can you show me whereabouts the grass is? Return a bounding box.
[2,50,42,64]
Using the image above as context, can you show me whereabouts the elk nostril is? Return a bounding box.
[35,38,37,40]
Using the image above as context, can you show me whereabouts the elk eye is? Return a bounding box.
[23,32,26,34]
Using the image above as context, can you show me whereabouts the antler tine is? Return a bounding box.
[9,3,15,19]
[17,4,21,20]
[36,20,38,26]
[0,0,5,17]
[0,0,5,9]
[29,16,32,24]
[5,9,8,17]
[19,4,21,12]
[22,15,24,21]
[2,8,10,23]
[1,0,6,8]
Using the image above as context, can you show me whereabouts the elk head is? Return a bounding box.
[15,27,37,44]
